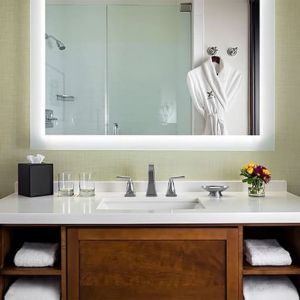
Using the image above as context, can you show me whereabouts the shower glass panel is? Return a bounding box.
[46,4,107,135]
[45,2,191,135]
[107,5,192,135]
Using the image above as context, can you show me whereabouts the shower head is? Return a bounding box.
[45,33,66,51]
[56,40,66,51]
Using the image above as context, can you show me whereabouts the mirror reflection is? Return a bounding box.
[45,0,253,136]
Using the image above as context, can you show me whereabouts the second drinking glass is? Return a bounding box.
[79,172,95,197]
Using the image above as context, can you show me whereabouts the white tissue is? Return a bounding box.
[26,154,45,164]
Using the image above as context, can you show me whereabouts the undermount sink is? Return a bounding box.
[96,197,205,213]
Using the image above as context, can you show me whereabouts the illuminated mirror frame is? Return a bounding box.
[30,0,275,150]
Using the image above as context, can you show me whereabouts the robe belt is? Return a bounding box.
[208,113,225,135]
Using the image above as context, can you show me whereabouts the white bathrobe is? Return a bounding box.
[187,58,241,135]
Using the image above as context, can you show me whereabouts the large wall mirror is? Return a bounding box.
[30,0,275,150]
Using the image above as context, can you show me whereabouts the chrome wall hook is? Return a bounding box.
[227,47,238,56]
[207,46,219,56]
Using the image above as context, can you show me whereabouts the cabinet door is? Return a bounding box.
[67,228,239,300]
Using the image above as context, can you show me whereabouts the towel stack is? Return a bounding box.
[4,243,60,300]
[244,276,299,300]
[244,239,292,266]
[5,277,60,300]
[243,239,299,300]
[14,242,59,267]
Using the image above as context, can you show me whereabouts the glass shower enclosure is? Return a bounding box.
[45,1,192,135]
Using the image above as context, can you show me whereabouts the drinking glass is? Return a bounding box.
[79,172,95,197]
[58,172,74,196]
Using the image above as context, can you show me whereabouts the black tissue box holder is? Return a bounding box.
[18,163,53,197]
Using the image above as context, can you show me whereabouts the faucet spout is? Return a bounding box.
[146,164,157,197]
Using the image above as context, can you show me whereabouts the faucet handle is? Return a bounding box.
[166,176,185,197]
[170,176,185,180]
[116,176,136,197]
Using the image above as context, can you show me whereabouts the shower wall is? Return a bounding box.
[46,4,107,135]
[46,3,192,135]
[107,5,191,135]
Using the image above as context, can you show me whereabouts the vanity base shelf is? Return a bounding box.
[0,226,66,300]
[0,267,61,276]
[243,264,300,276]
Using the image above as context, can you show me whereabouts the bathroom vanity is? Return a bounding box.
[0,181,300,299]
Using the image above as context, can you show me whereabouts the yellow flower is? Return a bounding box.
[242,162,255,170]
[263,169,271,176]
[247,167,254,175]
[248,162,256,168]
[242,164,248,170]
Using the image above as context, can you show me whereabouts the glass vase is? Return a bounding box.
[248,180,265,197]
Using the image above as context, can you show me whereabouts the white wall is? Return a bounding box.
[193,0,249,135]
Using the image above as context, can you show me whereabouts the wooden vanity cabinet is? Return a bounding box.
[2,224,300,299]
[67,227,239,300]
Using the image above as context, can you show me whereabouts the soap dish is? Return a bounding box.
[202,185,229,198]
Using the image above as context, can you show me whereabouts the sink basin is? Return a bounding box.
[96,197,205,213]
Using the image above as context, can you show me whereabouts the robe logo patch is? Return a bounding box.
[207,91,214,99]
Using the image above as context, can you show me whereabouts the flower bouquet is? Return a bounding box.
[240,162,271,197]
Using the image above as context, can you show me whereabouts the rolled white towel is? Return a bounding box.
[244,239,292,266]
[4,277,60,300]
[244,276,299,300]
[14,242,59,267]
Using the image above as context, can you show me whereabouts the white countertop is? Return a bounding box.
[0,180,300,224]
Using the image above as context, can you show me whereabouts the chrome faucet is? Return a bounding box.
[146,164,157,197]
[166,176,185,197]
[117,176,136,197]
